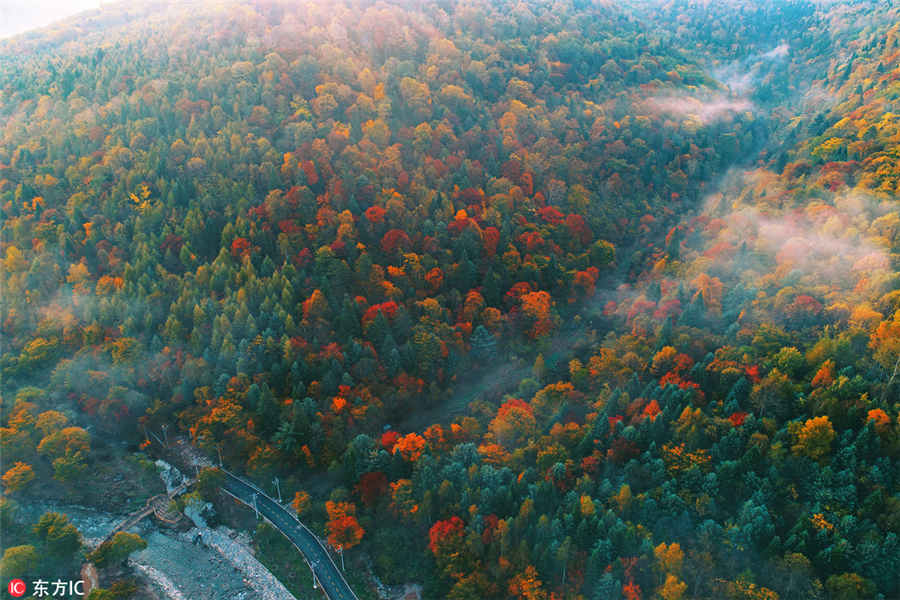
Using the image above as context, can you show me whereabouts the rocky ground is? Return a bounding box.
[129,527,276,600]
[22,467,307,600]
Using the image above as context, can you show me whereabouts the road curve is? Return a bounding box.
[220,470,359,600]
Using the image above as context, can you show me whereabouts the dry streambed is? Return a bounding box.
[24,459,302,600]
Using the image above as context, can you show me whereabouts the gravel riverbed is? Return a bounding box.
[22,496,303,599]
[129,528,263,600]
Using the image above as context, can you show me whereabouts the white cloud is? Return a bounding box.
[761,44,790,60]
[643,94,754,123]
[0,0,103,39]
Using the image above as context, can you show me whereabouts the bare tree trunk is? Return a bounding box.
[883,354,900,403]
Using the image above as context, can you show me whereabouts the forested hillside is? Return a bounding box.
[1,1,898,599]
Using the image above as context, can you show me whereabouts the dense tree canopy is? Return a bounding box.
[1,1,898,599]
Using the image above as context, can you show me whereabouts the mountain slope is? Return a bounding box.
[1,1,898,599]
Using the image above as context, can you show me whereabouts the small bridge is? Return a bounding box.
[100,478,194,544]
[80,477,194,598]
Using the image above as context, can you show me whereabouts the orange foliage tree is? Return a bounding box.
[392,433,426,462]
[508,565,548,600]
[325,500,365,549]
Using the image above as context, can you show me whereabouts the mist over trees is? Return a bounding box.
[1,1,898,599]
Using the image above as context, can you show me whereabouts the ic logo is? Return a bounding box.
[7,579,26,597]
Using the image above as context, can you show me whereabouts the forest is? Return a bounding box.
[1,1,898,599]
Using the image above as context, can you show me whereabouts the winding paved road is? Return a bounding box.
[221,470,359,600]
